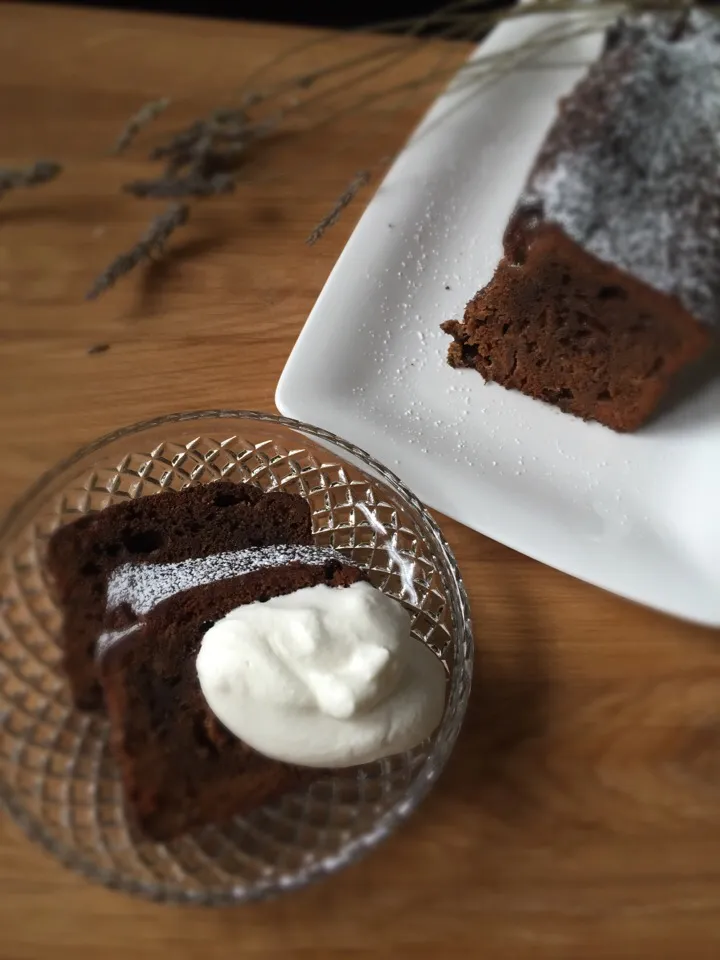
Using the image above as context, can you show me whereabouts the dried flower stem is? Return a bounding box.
[288,13,488,122]
[294,11,613,136]
[144,107,274,192]
[86,202,189,300]
[236,17,427,103]
[123,173,235,198]
[234,2,488,124]
[0,160,62,199]
[113,97,171,155]
[236,0,501,103]
[306,170,371,245]
[81,0,691,297]
[244,0,692,134]
[150,108,250,159]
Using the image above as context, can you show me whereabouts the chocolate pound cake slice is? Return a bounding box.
[99,557,367,840]
[443,10,718,432]
[47,482,312,709]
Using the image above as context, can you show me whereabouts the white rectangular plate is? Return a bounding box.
[276,10,720,627]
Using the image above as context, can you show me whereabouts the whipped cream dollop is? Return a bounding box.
[195,581,446,768]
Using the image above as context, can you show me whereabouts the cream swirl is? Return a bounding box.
[195,581,446,767]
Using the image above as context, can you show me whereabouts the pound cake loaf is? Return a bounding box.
[442,10,718,432]
[100,556,367,840]
[47,482,312,709]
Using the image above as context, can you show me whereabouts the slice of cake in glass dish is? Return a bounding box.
[47,481,446,840]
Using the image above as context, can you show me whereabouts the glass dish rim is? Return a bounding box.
[0,408,474,906]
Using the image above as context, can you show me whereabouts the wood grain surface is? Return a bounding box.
[1,4,720,958]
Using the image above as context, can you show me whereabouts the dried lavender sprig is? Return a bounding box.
[149,120,207,161]
[240,0,676,137]
[113,98,171,155]
[85,202,189,300]
[232,0,555,129]
[162,115,279,169]
[235,0,492,105]
[163,141,251,178]
[296,9,614,137]
[122,172,235,198]
[0,160,62,199]
[149,108,250,161]
[306,171,370,245]
[149,112,281,189]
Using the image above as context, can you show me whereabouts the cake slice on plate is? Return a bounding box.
[442,9,717,432]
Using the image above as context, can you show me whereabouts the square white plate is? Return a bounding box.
[276,10,720,627]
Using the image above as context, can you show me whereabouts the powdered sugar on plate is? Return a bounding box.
[276,6,720,625]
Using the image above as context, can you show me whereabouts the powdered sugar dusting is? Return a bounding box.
[520,10,720,326]
[96,624,138,659]
[106,544,347,617]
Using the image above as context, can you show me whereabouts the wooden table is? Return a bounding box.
[1,4,719,957]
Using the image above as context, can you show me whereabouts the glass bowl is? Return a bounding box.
[0,410,473,905]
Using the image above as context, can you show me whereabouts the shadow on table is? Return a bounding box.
[440,572,552,822]
[127,234,235,317]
